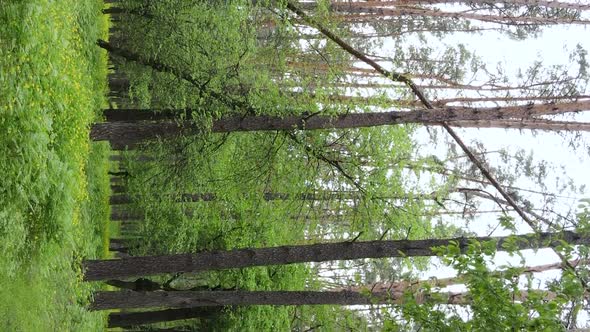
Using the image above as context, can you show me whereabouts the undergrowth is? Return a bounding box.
[0,0,110,330]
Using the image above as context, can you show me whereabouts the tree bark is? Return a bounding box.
[109,191,379,205]
[92,101,589,149]
[83,230,587,281]
[108,307,222,328]
[91,288,567,310]
[90,290,437,310]
[336,6,590,25]
[102,108,189,122]
[101,101,587,123]
[317,0,590,11]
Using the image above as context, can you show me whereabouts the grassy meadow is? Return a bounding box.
[0,0,111,329]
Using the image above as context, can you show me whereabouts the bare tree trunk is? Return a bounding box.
[335,6,590,25]
[92,100,588,149]
[109,191,394,205]
[83,230,586,281]
[100,100,588,123]
[91,290,432,310]
[318,0,590,11]
[108,307,222,328]
[91,288,567,310]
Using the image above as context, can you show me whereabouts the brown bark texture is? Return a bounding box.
[92,100,589,149]
[320,0,590,11]
[83,231,587,281]
[109,191,370,205]
[91,288,566,310]
[91,290,424,310]
[335,6,590,25]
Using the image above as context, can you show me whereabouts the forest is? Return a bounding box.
[2,0,590,330]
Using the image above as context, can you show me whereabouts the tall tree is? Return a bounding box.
[91,100,590,149]
[91,288,580,311]
[83,230,587,281]
[308,0,590,11]
[91,289,427,310]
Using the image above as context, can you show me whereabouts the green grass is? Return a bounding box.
[0,0,110,330]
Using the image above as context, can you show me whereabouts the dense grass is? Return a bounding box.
[0,0,110,330]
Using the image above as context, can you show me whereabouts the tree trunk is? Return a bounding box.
[456,187,552,227]
[108,307,222,328]
[83,230,587,281]
[90,290,434,310]
[102,109,188,122]
[91,288,568,310]
[328,0,590,11]
[92,100,589,149]
[109,191,378,205]
[336,6,590,25]
[101,101,587,123]
[94,40,588,149]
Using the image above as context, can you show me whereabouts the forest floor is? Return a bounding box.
[0,0,111,330]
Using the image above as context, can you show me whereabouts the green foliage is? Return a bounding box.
[0,0,110,329]
[99,0,590,330]
[118,119,443,329]
[390,240,573,331]
[498,214,516,232]
[111,0,371,127]
[105,2,464,330]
